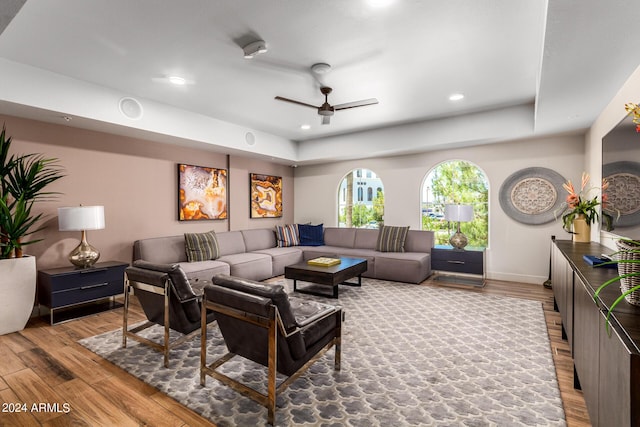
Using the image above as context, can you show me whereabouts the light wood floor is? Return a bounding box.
[0,277,591,426]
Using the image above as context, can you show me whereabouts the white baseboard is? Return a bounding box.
[486,271,548,286]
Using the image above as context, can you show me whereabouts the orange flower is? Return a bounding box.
[580,172,589,192]
[562,180,576,197]
[566,194,579,208]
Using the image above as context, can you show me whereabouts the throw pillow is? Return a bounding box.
[298,223,324,246]
[274,224,300,247]
[376,225,410,252]
[184,230,220,262]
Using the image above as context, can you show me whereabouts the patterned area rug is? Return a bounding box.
[79,278,566,426]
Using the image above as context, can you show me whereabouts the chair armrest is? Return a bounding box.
[289,297,341,328]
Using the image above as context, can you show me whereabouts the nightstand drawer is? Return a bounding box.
[49,280,124,308]
[432,259,483,275]
[431,247,485,276]
[40,266,123,292]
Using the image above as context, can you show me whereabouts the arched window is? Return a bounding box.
[338,168,384,228]
[421,160,489,247]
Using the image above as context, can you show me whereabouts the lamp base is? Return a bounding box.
[69,231,100,268]
[449,232,468,250]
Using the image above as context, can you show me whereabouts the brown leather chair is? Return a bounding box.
[123,260,216,367]
[200,274,343,425]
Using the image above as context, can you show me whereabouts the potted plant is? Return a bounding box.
[593,238,640,333]
[557,172,605,242]
[0,125,64,335]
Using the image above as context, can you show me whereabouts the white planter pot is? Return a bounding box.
[0,255,37,335]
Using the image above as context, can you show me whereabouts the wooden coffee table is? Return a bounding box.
[285,257,367,298]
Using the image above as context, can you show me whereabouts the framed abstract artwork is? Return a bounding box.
[250,173,282,218]
[178,163,227,221]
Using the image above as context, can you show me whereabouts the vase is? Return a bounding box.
[616,240,640,306]
[572,214,591,243]
[0,255,37,335]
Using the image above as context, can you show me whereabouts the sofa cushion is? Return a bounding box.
[405,229,434,253]
[298,223,324,246]
[215,231,247,256]
[252,246,304,276]
[177,260,230,282]
[241,228,278,251]
[134,235,188,264]
[184,230,220,262]
[274,224,300,247]
[374,252,431,283]
[323,227,356,248]
[354,228,379,249]
[376,225,409,252]
[217,252,273,281]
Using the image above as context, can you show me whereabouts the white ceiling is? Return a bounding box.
[0,0,639,164]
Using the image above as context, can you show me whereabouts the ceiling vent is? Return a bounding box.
[118,97,143,120]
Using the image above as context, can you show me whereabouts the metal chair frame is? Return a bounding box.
[200,295,342,425]
[122,272,202,368]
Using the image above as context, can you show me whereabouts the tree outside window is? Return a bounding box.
[338,169,384,228]
[421,160,489,247]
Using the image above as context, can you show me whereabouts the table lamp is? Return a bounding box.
[444,204,473,250]
[58,205,105,268]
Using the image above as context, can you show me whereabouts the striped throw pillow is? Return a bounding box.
[184,231,220,262]
[275,224,300,247]
[376,225,409,252]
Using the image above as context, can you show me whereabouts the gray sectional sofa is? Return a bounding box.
[133,227,434,284]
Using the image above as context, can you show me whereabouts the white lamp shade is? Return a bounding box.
[444,204,474,222]
[58,206,105,231]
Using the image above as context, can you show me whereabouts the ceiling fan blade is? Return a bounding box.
[274,96,319,109]
[334,98,379,110]
[321,115,331,125]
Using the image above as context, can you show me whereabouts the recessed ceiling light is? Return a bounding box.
[152,75,194,85]
[366,0,394,7]
[168,76,187,85]
[300,124,311,130]
[449,93,465,101]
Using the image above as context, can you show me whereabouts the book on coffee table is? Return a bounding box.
[307,257,341,267]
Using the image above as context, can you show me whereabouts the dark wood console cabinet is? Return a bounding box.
[552,240,640,426]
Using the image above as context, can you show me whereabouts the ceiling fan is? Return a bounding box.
[275,87,378,125]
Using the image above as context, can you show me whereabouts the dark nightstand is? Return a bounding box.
[431,245,486,287]
[38,261,129,324]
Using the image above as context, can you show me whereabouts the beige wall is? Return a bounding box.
[1,115,294,270]
[294,134,585,285]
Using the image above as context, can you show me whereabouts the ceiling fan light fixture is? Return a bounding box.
[311,63,332,74]
[243,40,268,59]
[300,124,311,130]
[449,93,465,101]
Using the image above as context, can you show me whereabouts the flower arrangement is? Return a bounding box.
[625,102,640,133]
[559,172,607,233]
